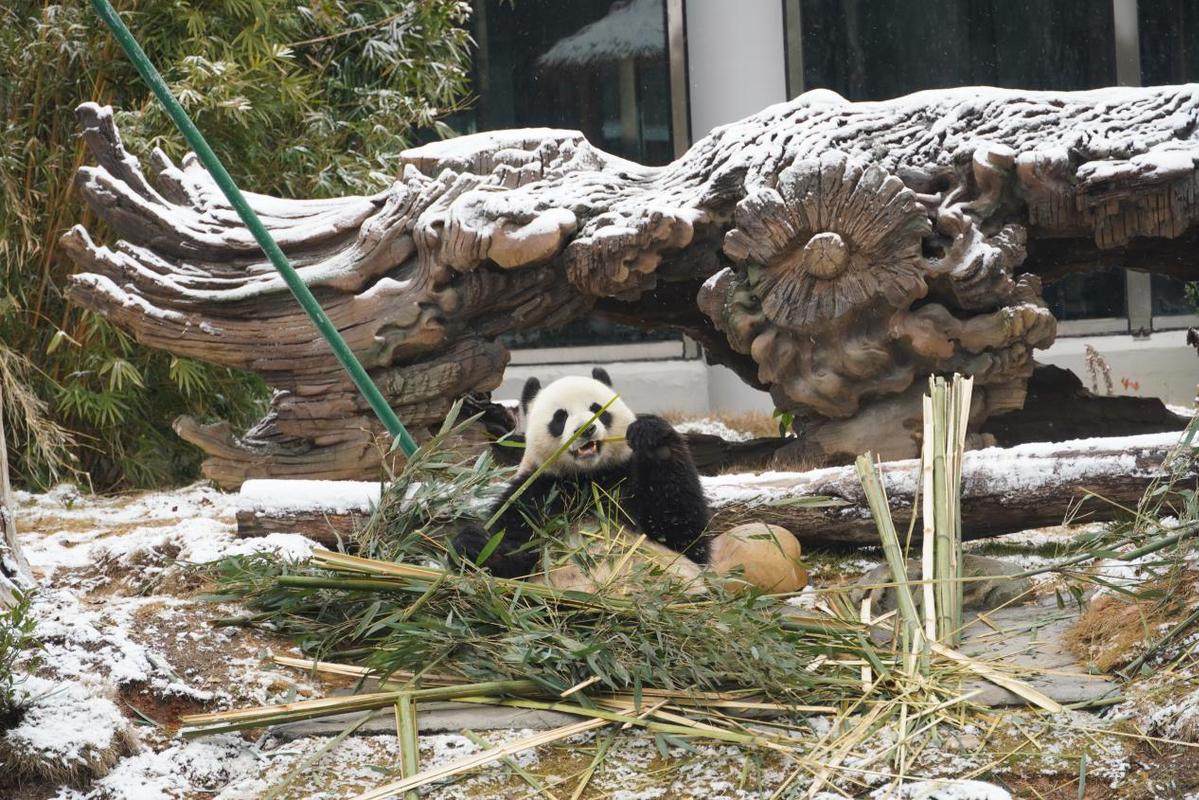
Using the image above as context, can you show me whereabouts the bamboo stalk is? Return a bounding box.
[928,641,1063,713]
[180,680,540,731]
[855,454,924,672]
[931,377,953,648]
[462,731,561,800]
[453,696,792,750]
[920,393,936,642]
[353,717,619,800]
[951,376,973,644]
[396,695,419,800]
[271,655,460,687]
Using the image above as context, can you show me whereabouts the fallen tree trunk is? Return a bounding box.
[237,431,1187,549]
[0,384,34,608]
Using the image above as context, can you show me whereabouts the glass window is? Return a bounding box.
[1139,0,1199,85]
[1043,269,1127,321]
[502,318,680,350]
[797,0,1115,101]
[1150,274,1196,317]
[451,0,681,352]
[794,1,1123,324]
[1138,3,1199,330]
[463,0,674,165]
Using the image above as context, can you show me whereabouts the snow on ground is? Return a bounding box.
[238,479,382,514]
[672,418,754,442]
[5,478,1199,798]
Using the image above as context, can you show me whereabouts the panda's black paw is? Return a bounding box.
[627,415,680,459]
[450,524,494,568]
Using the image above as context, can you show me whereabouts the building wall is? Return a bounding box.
[485,0,1199,419]
[1037,331,1197,408]
[496,359,712,415]
[683,0,788,136]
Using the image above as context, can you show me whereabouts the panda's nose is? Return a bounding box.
[576,423,597,440]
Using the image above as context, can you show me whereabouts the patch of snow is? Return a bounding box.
[239,478,382,514]
[872,779,1012,799]
[180,529,315,564]
[86,734,260,800]
[702,266,731,293]
[28,589,207,696]
[19,484,316,579]
[3,676,132,769]
[673,418,753,442]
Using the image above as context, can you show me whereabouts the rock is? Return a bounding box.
[956,597,1120,707]
[851,555,1032,613]
[269,701,582,741]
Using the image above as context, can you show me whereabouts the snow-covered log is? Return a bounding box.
[706,431,1186,546]
[61,87,1199,486]
[236,432,1187,548]
[0,385,34,608]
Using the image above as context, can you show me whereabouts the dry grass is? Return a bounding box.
[0,712,138,789]
[661,409,783,439]
[1066,570,1199,672]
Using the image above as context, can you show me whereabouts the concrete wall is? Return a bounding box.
[684,0,788,138]
[494,360,712,415]
[684,0,788,412]
[1037,330,1197,408]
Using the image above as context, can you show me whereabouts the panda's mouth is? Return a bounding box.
[571,440,603,460]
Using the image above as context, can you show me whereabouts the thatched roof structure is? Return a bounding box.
[536,0,664,69]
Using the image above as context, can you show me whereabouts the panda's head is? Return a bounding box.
[519,367,636,474]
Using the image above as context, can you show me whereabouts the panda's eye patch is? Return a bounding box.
[588,403,612,427]
[548,409,567,437]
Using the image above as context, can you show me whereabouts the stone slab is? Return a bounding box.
[271,700,582,741]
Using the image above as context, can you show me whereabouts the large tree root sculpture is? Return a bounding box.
[62,86,1199,487]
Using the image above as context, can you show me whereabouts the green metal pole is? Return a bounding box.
[89,0,419,458]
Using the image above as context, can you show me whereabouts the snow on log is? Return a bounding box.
[62,87,1199,485]
[236,431,1189,549]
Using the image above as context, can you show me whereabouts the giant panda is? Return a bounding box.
[452,368,808,595]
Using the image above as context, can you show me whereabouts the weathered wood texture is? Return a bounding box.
[237,433,1185,549]
[0,384,34,608]
[62,87,1199,486]
[235,508,370,547]
[705,435,1181,547]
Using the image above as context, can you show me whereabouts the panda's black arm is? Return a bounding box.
[624,416,712,562]
[450,473,555,578]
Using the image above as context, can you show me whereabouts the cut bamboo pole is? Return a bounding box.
[0,380,33,608]
[353,716,617,800]
[920,394,936,643]
[952,376,973,642]
[931,378,953,647]
[921,375,973,647]
[396,695,419,800]
[928,641,1062,713]
[179,679,540,734]
[855,454,926,675]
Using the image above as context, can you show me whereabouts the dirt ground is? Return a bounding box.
[3,485,1199,799]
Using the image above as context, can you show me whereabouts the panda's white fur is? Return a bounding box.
[519,375,635,475]
[456,370,809,596]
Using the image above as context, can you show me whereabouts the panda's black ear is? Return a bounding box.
[591,367,612,387]
[520,377,542,415]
